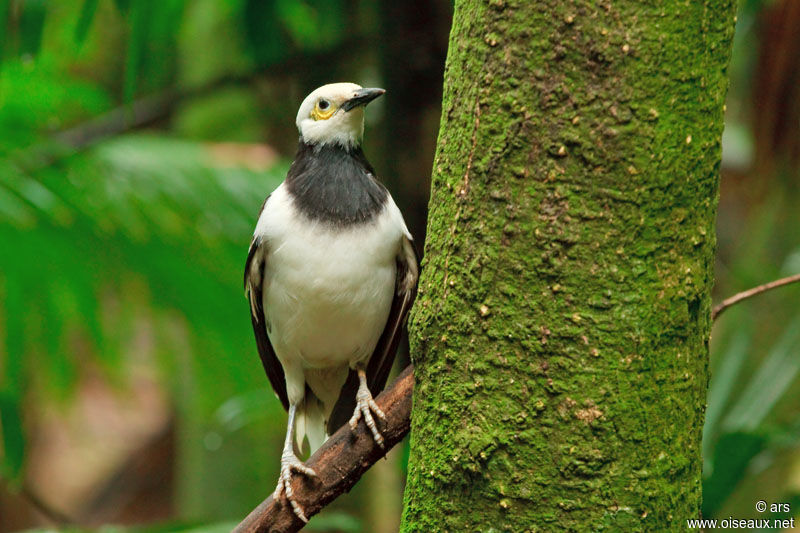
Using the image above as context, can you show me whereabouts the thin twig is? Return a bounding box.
[712,273,800,321]
[234,365,414,533]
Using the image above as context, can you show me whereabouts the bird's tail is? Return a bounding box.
[295,392,328,455]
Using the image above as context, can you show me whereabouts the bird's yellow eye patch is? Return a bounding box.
[311,98,336,120]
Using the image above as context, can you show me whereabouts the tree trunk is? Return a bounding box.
[401,1,736,531]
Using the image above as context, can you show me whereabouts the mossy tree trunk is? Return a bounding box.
[401,1,735,531]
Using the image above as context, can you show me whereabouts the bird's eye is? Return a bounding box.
[311,98,336,120]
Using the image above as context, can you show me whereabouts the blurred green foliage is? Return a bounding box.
[0,0,799,530]
[704,0,800,523]
[0,0,386,529]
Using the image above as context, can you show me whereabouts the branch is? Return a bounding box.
[54,38,364,152]
[234,272,800,530]
[712,273,800,321]
[234,365,414,533]
[13,38,367,174]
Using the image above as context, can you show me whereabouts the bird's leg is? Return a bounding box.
[348,368,387,448]
[274,403,316,523]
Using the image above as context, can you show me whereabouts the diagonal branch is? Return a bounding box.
[234,365,414,533]
[235,274,800,530]
[12,38,366,175]
[712,273,800,321]
[54,38,365,153]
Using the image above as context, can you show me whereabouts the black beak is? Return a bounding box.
[342,88,385,112]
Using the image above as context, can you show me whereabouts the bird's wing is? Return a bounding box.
[327,235,419,434]
[244,232,289,412]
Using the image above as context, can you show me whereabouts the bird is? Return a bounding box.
[244,83,419,522]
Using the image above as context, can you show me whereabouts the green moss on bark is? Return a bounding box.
[401,0,735,531]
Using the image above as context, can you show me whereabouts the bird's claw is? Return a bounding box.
[274,454,316,522]
[349,387,387,448]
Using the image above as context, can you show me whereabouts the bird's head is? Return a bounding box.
[295,83,385,150]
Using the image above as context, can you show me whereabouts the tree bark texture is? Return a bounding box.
[401,1,735,531]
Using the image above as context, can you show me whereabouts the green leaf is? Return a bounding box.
[0,0,9,62]
[275,0,319,47]
[2,134,286,508]
[123,0,156,103]
[2,270,25,391]
[722,317,800,432]
[702,431,766,518]
[74,0,100,46]
[113,0,131,13]
[703,329,751,462]
[0,390,25,483]
[18,0,47,57]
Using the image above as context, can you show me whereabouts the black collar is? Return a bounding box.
[285,140,388,226]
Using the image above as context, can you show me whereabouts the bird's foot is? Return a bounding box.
[274,453,316,523]
[349,379,387,448]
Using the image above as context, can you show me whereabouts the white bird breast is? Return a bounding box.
[254,183,408,372]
